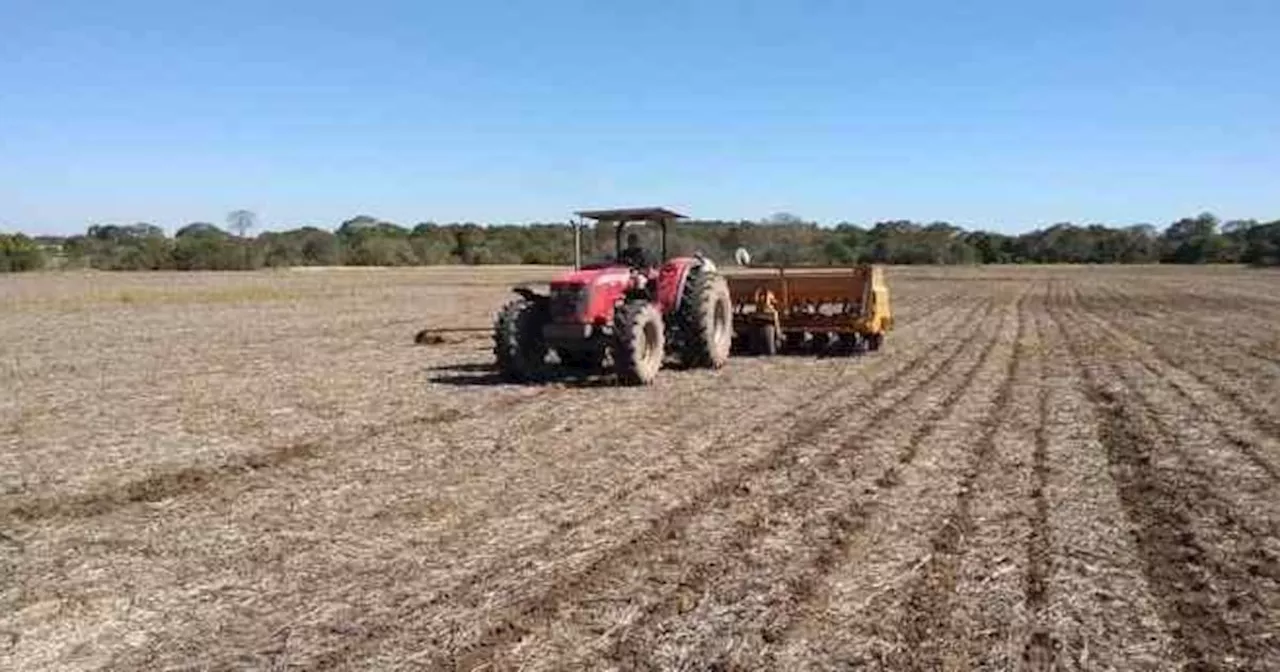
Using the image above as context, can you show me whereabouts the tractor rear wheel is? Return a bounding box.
[493,297,548,381]
[613,301,665,385]
[675,267,733,368]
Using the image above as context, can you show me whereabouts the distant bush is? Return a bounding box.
[1240,221,1280,267]
[0,233,47,272]
[7,212,1279,272]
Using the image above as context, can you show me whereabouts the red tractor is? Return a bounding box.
[493,207,733,385]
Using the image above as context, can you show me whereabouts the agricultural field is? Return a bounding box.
[2,264,1279,671]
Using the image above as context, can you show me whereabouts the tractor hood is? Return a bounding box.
[549,264,635,289]
[550,255,708,287]
[545,265,636,324]
[542,256,710,325]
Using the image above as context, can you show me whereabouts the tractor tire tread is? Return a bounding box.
[493,297,548,381]
[675,266,732,368]
[614,300,664,385]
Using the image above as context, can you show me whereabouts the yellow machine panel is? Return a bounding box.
[724,264,892,354]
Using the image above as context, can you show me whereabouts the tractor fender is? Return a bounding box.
[512,286,546,303]
[663,257,713,313]
[671,267,691,313]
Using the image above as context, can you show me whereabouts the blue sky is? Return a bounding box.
[2,0,1277,235]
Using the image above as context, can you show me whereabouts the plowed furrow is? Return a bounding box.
[89,299,985,672]
[1055,286,1280,671]
[1068,297,1280,539]
[1096,281,1280,325]
[9,293,961,529]
[909,286,1046,671]
[21,269,1280,672]
[581,296,1020,671]
[445,298,987,563]
[1085,353,1280,559]
[1038,281,1181,669]
[1091,388,1278,670]
[1087,314,1280,488]
[298,299,998,671]
[1023,303,1055,669]
[1078,284,1280,353]
[442,299,1008,671]
[1090,281,1280,414]
[869,292,1021,491]
[894,290,966,324]
[1072,294,1280,484]
[1089,283,1280,425]
[727,290,1026,670]
[890,289,1028,670]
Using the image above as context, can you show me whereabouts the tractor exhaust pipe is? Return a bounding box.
[573,217,582,271]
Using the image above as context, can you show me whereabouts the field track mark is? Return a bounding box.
[0,406,482,524]
[1250,348,1280,367]
[444,299,988,581]
[1022,302,1056,669]
[889,290,965,325]
[441,298,1010,671]
[1074,287,1280,486]
[1091,328,1280,487]
[593,292,1024,669]
[757,291,1028,647]
[1088,284,1280,441]
[1050,285,1280,671]
[299,299,997,670]
[1080,284,1280,362]
[890,288,1029,671]
[105,299,977,672]
[3,440,327,523]
[872,291,1019,491]
[1079,320,1280,545]
[5,294,961,528]
[1127,281,1280,319]
[0,529,18,642]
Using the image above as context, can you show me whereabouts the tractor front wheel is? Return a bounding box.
[613,301,665,385]
[493,297,549,381]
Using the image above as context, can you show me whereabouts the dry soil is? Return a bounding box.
[2,264,1278,671]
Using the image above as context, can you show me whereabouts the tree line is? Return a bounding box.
[3,211,1279,272]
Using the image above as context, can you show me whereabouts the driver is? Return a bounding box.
[618,232,653,268]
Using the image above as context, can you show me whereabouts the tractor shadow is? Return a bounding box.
[729,340,874,360]
[427,337,876,388]
[426,361,623,388]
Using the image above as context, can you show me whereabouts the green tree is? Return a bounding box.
[0,233,47,272]
[1162,212,1224,263]
[1240,221,1280,266]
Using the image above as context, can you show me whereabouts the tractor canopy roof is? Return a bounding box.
[574,207,686,223]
